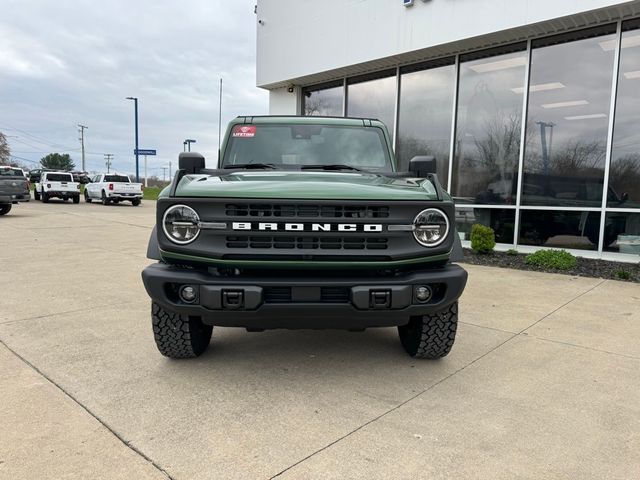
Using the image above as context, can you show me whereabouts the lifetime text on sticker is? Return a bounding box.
[232,125,256,138]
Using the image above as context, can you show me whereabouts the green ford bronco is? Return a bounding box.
[142,116,467,359]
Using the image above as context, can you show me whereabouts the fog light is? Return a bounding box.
[415,285,432,303]
[179,285,197,303]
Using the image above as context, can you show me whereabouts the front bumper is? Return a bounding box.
[141,263,468,329]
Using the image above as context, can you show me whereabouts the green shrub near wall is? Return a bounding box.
[525,249,577,270]
[470,224,496,254]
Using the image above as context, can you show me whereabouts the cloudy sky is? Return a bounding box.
[0,0,268,177]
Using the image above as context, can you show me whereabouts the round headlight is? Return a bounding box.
[162,205,200,244]
[413,208,449,247]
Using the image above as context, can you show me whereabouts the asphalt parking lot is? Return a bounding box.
[1,199,639,480]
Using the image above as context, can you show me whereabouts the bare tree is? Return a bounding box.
[0,132,10,164]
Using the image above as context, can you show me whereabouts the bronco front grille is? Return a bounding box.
[225,204,389,218]
[226,236,388,250]
[263,287,351,303]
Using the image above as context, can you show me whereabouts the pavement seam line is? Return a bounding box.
[518,279,608,335]
[0,300,144,325]
[0,339,175,480]
[270,279,610,479]
[521,334,640,361]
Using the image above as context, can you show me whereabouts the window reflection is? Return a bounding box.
[609,20,640,209]
[397,60,455,178]
[603,212,640,253]
[452,46,526,205]
[456,207,516,243]
[522,27,617,207]
[519,210,601,250]
[347,72,397,136]
[303,82,344,117]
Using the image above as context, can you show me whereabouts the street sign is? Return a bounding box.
[135,149,156,156]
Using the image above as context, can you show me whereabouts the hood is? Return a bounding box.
[173,171,439,201]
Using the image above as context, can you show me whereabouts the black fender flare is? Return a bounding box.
[146,226,161,260]
[450,228,464,263]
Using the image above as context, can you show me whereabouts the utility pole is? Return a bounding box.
[162,167,167,182]
[169,161,172,179]
[104,153,114,173]
[218,78,223,153]
[78,124,88,171]
[536,121,556,176]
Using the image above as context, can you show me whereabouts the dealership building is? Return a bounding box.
[256,0,640,260]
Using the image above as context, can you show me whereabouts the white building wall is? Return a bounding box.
[267,86,301,115]
[257,0,635,89]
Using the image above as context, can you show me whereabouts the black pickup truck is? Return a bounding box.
[0,166,30,215]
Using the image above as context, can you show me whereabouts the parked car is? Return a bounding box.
[141,116,468,360]
[71,171,91,184]
[84,173,143,206]
[28,168,54,184]
[34,171,80,203]
[0,166,31,215]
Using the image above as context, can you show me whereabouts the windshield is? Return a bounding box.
[222,124,393,171]
[46,173,73,182]
[0,168,23,177]
[104,175,130,183]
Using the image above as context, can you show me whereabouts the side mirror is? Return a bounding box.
[408,155,437,177]
[178,152,205,174]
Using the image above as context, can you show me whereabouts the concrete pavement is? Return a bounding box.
[1,200,639,479]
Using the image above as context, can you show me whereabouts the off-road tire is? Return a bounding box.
[42,191,49,203]
[101,191,110,205]
[73,195,80,204]
[0,204,12,215]
[151,302,212,358]
[132,198,141,206]
[398,302,458,359]
[84,191,92,203]
[34,189,40,201]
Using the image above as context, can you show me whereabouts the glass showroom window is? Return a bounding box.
[347,70,397,138]
[396,58,455,177]
[451,45,527,205]
[603,212,640,253]
[519,210,601,251]
[521,26,617,208]
[456,207,516,244]
[302,81,344,117]
[608,19,640,210]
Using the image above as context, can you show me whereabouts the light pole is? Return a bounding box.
[126,97,139,182]
[184,139,196,152]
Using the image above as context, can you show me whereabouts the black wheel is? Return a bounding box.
[42,191,49,203]
[132,198,141,206]
[0,204,12,215]
[84,190,92,203]
[73,195,80,204]
[151,302,212,358]
[101,191,110,206]
[34,189,40,201]
[398,302,458,359]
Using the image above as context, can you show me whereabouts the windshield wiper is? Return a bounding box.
[300,164,362,172]
[223,163,277,170]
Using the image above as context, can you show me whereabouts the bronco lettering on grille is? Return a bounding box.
[232,222,383,232]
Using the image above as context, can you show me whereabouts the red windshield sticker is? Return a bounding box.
[232,125,256,138]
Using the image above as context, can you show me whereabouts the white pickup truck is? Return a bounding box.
[34,171,81,203]
[85,173,143,206]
